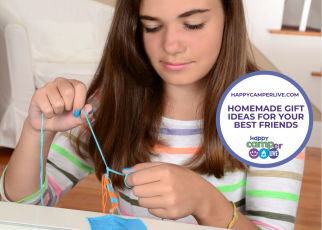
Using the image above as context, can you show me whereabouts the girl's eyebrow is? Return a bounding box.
[139,9,210,21]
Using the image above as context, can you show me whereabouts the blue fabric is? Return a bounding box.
[87,215,148,230]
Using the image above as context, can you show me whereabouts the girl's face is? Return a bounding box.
[140,0,225,87]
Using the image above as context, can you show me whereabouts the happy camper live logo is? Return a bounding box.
[247,136,281,160]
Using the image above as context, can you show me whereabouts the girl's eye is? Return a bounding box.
[145,26,161,33]
[144,23,205,33]
[185,23,204,30]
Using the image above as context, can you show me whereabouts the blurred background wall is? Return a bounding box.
[0,0,320,148]
[93,0,115,7]
[283,0,321,31]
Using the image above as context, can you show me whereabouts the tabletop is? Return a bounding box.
[0,202,229,230]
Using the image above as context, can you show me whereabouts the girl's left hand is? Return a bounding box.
[122,162,219,221]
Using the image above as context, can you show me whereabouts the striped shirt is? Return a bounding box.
[0,116,305,230]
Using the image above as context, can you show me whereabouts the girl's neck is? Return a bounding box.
[162,78,207,121]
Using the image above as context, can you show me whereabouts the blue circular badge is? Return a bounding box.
[258,148,269,159]
[216,71,313,168]
[269,148,279,159]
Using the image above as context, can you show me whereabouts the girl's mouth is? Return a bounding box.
[162,61,193,70]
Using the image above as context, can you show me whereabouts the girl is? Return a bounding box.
[1,0,304,229]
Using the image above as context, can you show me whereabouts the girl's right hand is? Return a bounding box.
[27,77,94,135]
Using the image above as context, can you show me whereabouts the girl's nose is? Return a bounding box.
[162,26,186,55]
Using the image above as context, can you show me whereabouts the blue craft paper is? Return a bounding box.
[87,215,148,230]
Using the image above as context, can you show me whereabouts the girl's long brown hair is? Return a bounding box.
[72,0,259,189]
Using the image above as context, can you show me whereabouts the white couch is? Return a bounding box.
[0,0,114,148]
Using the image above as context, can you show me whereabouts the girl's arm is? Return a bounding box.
[3,117,56,202]
[1,124,96,207]
[192,187,262,229]
[1,77,93,203]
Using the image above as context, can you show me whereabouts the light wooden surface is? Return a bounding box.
[0,147,321,229]
[294,147,321,230]
[270,30,322,37]
[312,72,322,77]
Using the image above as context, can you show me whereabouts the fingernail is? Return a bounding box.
[74,110,80,118]
[88,105,94,114]
[122,167,132,171]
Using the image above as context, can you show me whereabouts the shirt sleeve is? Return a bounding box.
[0,125,95,206]
[244,148,306,230]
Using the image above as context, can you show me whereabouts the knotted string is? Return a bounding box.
[39,108,132,215]
[82,107,125,215]
[39,107,164,220]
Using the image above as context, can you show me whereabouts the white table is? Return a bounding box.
[0,202,228,230]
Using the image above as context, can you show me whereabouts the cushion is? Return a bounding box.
[25,20,100,63]
[0,0,114,63]
[34,61,98,89]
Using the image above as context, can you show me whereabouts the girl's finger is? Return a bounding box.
[125,164,166,187]
[44,82,65,115]
[68,79,87,117]
[54,77,75,111]
[122,162,166,174]
[138,196,164,209]
[77,104,94,124]
[148,208,181,220]
[133,181,163,198]
[33,89,55,119]
[147,208,168,219]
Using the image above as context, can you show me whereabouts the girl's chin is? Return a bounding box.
[160,78,200,87]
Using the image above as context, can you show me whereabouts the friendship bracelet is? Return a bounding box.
[227,201,238,229]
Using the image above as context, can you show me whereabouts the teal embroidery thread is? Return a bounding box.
[82,108,124,177]
[82,107,123,215]
[40,107,133,215]
[39,107,160,225]
[39,109,129,213]
[40,113,44,206]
